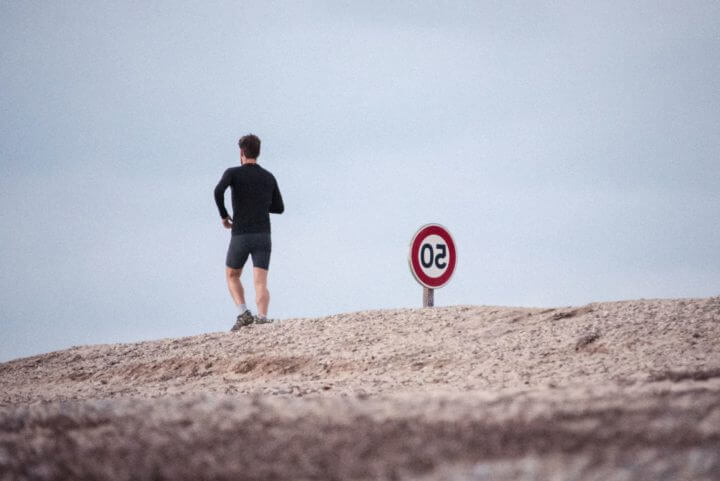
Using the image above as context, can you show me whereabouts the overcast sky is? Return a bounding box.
[1,1,719,362]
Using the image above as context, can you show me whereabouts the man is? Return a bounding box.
[214,134,284,331]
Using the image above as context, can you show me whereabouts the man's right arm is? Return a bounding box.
[214,169,232,219]
[269,178,284,214]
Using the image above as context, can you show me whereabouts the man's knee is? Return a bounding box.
[254,278,268,295]
[226,267,242,279]
[256,287,269,302]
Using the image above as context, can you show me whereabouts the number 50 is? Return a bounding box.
[420,243,447,269]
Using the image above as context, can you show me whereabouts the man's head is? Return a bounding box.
[238,134,261,162]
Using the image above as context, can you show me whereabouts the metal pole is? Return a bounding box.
[423,287,434,308]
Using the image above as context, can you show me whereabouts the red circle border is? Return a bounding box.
[409,224,456,289]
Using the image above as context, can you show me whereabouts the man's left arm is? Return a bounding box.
[214,169,233,228]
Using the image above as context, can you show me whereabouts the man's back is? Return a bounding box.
[214,163,284,235]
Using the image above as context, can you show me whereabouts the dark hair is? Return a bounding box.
[238,134,261,159]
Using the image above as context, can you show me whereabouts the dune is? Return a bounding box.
[1,297,719,480]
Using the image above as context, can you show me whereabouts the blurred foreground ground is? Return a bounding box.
[1,297,719,480]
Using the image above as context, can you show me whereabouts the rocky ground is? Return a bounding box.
[1,297,719,480]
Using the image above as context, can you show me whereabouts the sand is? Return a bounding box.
[1,297,719,480]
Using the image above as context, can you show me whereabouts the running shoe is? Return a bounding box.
[230,310,255,331]
[254,316,274,324]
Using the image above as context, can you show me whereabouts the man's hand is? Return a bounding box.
[222,217,233,229]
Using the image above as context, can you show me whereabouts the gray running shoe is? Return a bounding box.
[254,316,274,324]
[230,310,255,331]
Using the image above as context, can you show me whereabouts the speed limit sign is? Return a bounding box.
[409,224,456,306]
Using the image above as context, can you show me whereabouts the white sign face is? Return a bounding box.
[416,234,449,278]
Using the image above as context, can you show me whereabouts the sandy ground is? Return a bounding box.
[1,297,719,480]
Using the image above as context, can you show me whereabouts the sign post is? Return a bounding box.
[408,224,457,308]
[423,286,434,308]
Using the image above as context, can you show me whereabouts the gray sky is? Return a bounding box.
[2,1,719,362]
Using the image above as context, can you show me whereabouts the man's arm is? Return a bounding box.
[214,169,232,220]
[269,178,284,214]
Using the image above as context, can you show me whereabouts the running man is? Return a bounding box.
[214,134,284,331]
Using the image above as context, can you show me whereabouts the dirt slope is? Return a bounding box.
[1,297,719,480]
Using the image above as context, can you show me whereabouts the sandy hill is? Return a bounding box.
[1,297,719,480]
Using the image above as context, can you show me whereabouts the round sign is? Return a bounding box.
[408,224,457,289]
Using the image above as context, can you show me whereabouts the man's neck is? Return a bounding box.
[242,158,258,165]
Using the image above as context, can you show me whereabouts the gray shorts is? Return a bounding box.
[226,233,272,270]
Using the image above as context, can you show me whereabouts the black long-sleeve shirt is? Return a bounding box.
[214,163,284,234]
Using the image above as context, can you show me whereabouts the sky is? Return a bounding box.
[1,1,719,362]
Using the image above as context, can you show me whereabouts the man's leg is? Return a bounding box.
[253,267,270,317]
[225,267,246,307]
